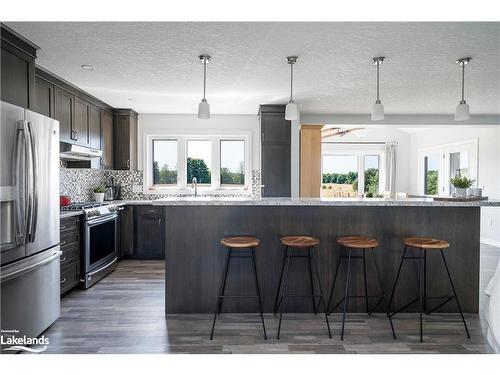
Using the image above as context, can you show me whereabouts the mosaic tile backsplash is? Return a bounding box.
[60,168,262,202]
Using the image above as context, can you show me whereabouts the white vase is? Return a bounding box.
[94,192,105,202]
[454,188,467,198]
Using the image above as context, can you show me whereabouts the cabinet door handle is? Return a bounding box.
[60,240,66,246]
[74,131,79,141]
[60,278,66,284]
[60,225,67,230]
[60,257,66,262]
[158,218,161,225]
[126,159,130,169]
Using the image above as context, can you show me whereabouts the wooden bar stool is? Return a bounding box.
[387,237,470,342]
[326,236,395,340]
[210,236,267,340]
[274,236,332,339]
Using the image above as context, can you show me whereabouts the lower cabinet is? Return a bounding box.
[119,206,165,260]
[60,216,82,295]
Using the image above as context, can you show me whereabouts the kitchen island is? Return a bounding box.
[154,197,499,314]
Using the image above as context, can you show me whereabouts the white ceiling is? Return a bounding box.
[7,22,500,115]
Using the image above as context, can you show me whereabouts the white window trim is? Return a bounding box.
[144,130,252,194]
[417,139,479,196]
[321,142,386,195]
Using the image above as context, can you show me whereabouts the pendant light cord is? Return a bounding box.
[290,63,294,101]
[461,63,465,102]
[376,62,380,102]
[203,58,207,100]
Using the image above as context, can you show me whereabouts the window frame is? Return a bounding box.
[145,131,252,194]
[151,138,179,187]
[321,142,386,196]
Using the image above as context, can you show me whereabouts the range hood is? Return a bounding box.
[60,142,102,161]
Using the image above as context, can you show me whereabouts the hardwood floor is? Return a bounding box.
[40,245,500,354]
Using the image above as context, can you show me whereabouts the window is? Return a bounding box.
[186,140,212,185]
[418,140,477,196]
[424,155,439,195]
[321,143,386,198]
[152,140,178,186]
[321,155,358,197]
[220,140,245,186]
[364,155,380,197]
[146,133,251,192]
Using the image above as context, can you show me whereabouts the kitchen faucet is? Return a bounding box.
[191,177,198,197]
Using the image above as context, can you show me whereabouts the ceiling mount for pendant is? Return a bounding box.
[285,55,299,121]
[455,57,472,121]
[371,56,385,121]
[198,54,211,119]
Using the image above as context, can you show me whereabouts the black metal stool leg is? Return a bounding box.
[277,247,292,340]
[362,249,369,314]
[340,249,352,341]
[273,245,288,315]
[327,245,345,314]
[387,245,408,314]
[308,249,318,315]
[310,247,332,339]
[210,248,232,340]
[440,249,471,339]
[419,249,424,343]
[423,250,428,314]
[250,247,267,340]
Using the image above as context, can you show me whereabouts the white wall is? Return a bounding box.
[138,113,260,171]
[409,126,500,246]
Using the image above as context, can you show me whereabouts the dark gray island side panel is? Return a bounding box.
[164,206,480,314]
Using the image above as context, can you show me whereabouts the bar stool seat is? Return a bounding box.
[280,235,320,248]
[337,236,379,249]
[403,237,449,249]
[221,236,260,248]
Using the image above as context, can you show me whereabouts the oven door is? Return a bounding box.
[84,214,117,274]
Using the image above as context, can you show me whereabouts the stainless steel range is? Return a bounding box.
[61,202,121,288]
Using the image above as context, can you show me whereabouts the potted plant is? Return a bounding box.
[450,176,475,197]
[93,186,106,202]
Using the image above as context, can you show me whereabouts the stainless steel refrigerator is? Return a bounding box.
[1,101,61,340]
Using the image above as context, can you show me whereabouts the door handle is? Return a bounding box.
[27,122,38,242]
[60,278,66,284]
[13,121,26,245]
[75,130,79,141]
[126,159,130,169]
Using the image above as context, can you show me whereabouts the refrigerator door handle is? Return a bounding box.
[27,121,38,242]
[0,250,62,283]
[13,122,26,245]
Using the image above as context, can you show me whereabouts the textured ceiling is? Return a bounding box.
[6,22,500,115]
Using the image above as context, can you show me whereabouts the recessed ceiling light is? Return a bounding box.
[81,65,95,70]
[128,98,136,102]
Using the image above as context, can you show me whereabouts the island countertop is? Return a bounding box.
[153,196,500,207]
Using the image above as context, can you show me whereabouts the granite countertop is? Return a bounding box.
[59,198,500,218]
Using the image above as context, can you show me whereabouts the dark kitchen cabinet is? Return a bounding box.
[54,86,75,142]
[0,24,38,109]
[100,110,114,169]
[259,104,291,197]
[89,105,101,150]
[118,206,134,259]
[133,207,165,259]
[33,75,54,117]
[60,216,82,295]
[113,109,138,170]
[74,97,91,146]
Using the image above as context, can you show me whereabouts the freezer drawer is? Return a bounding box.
[0,247,61,340]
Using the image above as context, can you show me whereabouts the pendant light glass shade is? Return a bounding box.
[198,99,210,119]
[197,55,211,119]
[285,101,298,121]
[455,57,471,121]
[285,56,299,121]
[455,101,470,121]
[371,101,384,121]
[370,57,385,121]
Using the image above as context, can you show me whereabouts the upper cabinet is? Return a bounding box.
[54,86,75,142]
[259,105,291,197]
[74,96,91,146]
[0,23,39,109]
[113,109,138,170]
[89,105,102,150]
[100,110,113,169]
[33,76,54,117]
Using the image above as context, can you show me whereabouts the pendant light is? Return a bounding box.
[455,57,471,121]
[371,56,385,121]
[198,55,211,119]
[285,56,298,121]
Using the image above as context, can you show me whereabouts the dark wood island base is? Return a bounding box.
[164,204,480,314]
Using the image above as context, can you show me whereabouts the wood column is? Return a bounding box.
[300,125,323,197]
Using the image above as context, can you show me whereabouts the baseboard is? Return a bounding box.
[481,238,500,248]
